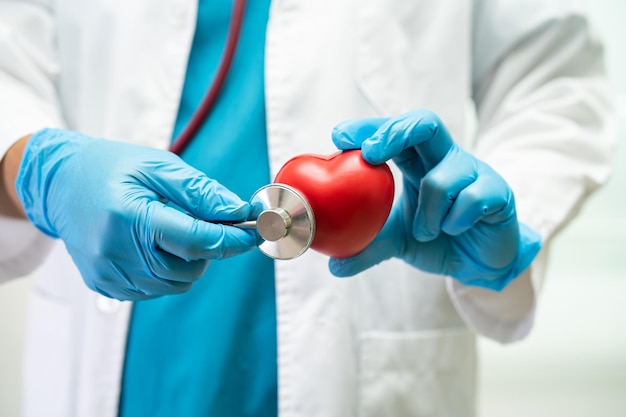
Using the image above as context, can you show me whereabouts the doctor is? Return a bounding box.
[0,0,616,416]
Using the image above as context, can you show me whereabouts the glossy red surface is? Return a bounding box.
[274,150,394,258]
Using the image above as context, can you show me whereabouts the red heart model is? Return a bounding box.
[274,150,395,258]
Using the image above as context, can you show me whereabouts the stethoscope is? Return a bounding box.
[168,0,316,260]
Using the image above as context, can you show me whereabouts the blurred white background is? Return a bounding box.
[0,1,624,416]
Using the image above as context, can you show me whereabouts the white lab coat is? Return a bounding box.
[0,0,616,416]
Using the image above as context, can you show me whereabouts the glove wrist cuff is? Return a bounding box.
[455,223,542,291]
[15,128,83,237]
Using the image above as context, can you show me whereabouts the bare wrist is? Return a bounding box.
[0,135,30,218]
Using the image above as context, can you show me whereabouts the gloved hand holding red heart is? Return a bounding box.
[274,150,395,258]
[328,109,542,291]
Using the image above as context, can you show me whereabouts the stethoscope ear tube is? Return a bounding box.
[169,0,247,155]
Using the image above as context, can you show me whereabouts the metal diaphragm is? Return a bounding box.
[250,184,315,260]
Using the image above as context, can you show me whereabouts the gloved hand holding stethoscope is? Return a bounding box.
[15,128,260,301]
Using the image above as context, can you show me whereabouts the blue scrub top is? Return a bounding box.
[119,0,277,416]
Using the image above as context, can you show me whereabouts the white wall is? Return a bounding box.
[1,2,624,417]
[0,277,31,416]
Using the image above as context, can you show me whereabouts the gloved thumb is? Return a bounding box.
[328,220,398,277]
[331,117,390,151]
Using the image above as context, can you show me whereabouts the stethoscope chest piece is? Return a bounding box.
[250,184,315,260]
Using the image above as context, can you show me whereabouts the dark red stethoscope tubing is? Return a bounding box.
[169,0,247,155]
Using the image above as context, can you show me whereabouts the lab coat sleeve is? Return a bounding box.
[0,2,65,282]
[449,2,618,343]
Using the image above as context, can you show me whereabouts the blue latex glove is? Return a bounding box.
[16,128,257,300]
[329,110,542,291]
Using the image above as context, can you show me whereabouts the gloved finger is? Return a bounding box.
[89,284,152,301]
[442,173,515,236]
[360,110,454,169]
[149,203,257,261]
[145,246,209,283]
[331,117,390,150]
[98,280,192,301]
[86,261,194,300]
[129,274,194,297]
[412,149,476,241]
[390,147,427,190]
[328,220,399,277]
[138,154,251,221]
